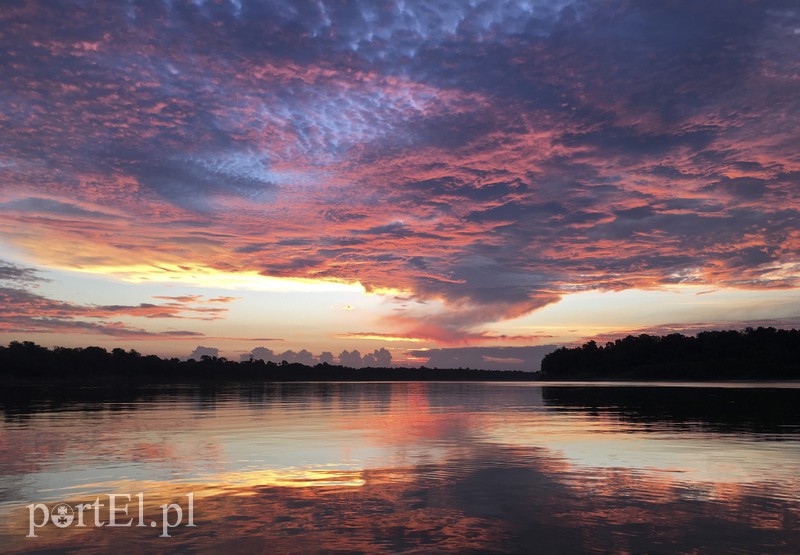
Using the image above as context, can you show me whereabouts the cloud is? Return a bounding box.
[702,177,770,200]
[1,0,799,342]
[0,286,220,338]
[363,348,392,367]
[260,349,318,366]
[208,296,240,303]
[338,350,364,368]
[0,260,49,287]
[189,346,219,360]
[152,295,205,303]
[0,197,114,219]
[242,346,392,368]
[153,294,241,304]
[336,332,424,343]
[408,345,558,371]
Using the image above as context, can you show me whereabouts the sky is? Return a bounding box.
[1,0,799,370]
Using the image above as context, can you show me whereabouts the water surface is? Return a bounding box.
[1,382,799,553]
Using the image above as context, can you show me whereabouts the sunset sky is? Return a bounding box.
[1,1,799,369]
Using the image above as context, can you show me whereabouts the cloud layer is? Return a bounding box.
[1,1,799,343]
[0,260,225,339]
[241,346,392,368]
[408,345,557,372]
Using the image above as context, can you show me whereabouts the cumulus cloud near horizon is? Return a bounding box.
[237,346,393,368]
[189,346,220,360]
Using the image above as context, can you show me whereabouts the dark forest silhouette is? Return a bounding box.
[0,341,536,383]
[541,327,800,380]
[3,327,800,384]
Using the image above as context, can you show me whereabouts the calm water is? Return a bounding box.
[1,381,799,553]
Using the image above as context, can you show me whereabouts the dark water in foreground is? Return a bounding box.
[1,381,799,553]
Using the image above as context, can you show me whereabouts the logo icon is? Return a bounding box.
[51,504,73,528]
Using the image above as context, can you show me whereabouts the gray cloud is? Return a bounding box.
[410,345,558,371]
[0,260,48,287]
[0,198,113,219]
[189,346,219,360]
[242,346,393,368]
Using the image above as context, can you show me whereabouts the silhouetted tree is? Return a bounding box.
[540,327,800,380]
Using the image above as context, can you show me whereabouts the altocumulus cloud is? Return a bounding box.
[0,1,798,343]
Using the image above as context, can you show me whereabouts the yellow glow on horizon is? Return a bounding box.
[337,334,424,342]
[54,261,372,293]
[488,284,800,345]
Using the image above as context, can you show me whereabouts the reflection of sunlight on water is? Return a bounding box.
[214,465,366,489]
[19,465,368,507]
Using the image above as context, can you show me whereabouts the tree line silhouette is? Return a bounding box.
[4,328,798,384]
[0,341,537,383]
[540,327,800,380]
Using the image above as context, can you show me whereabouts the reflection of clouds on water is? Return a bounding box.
[1,383,799,552]
[487,414,800,485]
[530,384,800,484]
[4,445,799,554]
